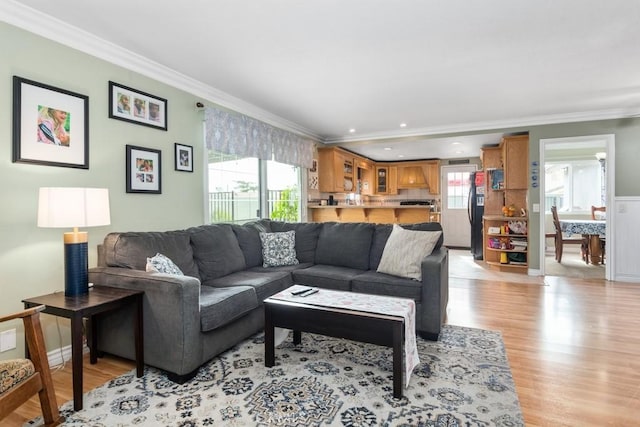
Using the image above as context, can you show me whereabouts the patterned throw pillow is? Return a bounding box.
[377,224,442,280]
[259,231,299,268]
[146,253,184,275]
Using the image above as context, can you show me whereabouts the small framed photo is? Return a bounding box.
[109,81,167,130]
[126,145,161,194]
[12,76,89,169]
[175,143,193,172]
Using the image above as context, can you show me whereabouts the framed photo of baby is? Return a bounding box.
[109,81,167,131]
[12,76,89,169]
[126,145,162,194]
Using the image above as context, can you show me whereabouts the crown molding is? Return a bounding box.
[323,108,640,144]
[1,0,321,141]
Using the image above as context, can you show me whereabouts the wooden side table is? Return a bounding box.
[23,285,144,411]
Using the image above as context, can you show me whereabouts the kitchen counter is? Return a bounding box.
[307,204,440,223]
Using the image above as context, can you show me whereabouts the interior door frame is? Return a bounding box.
[538,134,615,280]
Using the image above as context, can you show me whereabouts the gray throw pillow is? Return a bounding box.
[377,224,442,280]
[260,231,299,267]
[145,253,184,275]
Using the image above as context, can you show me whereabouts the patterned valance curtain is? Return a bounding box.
[204,106,315,169]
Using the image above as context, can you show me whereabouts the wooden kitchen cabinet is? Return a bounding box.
[375,166,398,195]
[502,135,528,190]
[425,161,440,194]
[318,147,354,193]
[481,134,529,273]
[353,156,374,195]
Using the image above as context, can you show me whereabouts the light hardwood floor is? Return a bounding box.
[6,249,640,426]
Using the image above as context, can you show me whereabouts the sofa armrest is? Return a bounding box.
[88,267,203,376]
[418,247,449,339]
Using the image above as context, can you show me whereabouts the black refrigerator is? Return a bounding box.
[468,171,485,260]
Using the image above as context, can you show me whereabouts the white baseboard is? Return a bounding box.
[48,344,89,368]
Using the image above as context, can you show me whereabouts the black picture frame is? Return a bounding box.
[12,76,89,169]
[109,81,167,130]
[175,143,194,172]
[126,145,162,194]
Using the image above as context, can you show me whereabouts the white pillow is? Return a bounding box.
[146,253,184,275]
[260,231,299,267]
[377,224,442,280]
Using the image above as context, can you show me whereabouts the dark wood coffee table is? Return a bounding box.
[264,288,405,399]
[23,285,144,411]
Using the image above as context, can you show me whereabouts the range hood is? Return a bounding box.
[398,166,426,187]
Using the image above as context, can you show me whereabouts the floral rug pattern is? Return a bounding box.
[28,325,523,426]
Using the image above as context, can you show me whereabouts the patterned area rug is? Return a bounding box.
[28,325,523,426]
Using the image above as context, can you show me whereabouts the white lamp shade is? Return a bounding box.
[38,187,111,228]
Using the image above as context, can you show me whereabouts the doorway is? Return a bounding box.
[539,135,614,280]
[441,164,478,248]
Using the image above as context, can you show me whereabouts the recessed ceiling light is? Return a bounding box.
[349,128,356,133]
[384,147,392,151]
[455,150,464,154]
[398,154,405,158]
[452,142,461,145]
[400,123,407,128]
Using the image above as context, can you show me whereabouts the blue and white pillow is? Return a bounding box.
[260,231,299,267]
[146,253,184,275]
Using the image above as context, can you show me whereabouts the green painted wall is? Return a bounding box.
[1,23,205,358]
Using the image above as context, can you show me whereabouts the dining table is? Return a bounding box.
[559,219,606,265]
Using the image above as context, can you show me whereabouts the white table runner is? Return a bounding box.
[271,285,420,388]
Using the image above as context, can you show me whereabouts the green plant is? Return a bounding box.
[270,187,299,221]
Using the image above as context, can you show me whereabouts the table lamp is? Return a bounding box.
[37,188,111,296]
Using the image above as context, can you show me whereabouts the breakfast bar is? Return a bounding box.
[308,205,440,224]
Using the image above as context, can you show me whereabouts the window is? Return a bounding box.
[207,152,301,224]
[446,171,471,209]
[545,160,602,213]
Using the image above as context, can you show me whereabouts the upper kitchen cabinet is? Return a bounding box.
[318,147,354,193]
[353,156,374,195]
[502,135,528,190]
[375,165,398,195]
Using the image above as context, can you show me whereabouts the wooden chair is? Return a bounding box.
[550,206,589,263]
[591,206,606,263]
[591,206,606,220]
[0,305,62,426]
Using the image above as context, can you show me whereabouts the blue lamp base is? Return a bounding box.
[64,241,89,297]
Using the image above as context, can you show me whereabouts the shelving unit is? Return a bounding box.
[481,135,529,272]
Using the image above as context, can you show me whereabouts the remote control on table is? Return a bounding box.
[298,288,319,297]
[290,287,312,295]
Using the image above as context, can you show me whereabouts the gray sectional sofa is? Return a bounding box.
[88,220,448,383]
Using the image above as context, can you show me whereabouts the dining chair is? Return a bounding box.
[550,205,589,263]
[0,305,62,426]
[591,206,606,263]
[591,206,606,220]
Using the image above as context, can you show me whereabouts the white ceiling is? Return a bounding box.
[5,0,640,160]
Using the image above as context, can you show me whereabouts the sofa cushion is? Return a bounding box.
[269,221,322,263]
[231,220,272,268]
[199,286,258,332]
[103,231,199,277]
[260,231,299,267]
[206,270,292,302]
[315,222,374,270]
[369,222,444,270]
[189,224,246,281]
[377,224,442,280]
[351,270,423,302]
[292,264,365,291]
[146,253,184,275]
